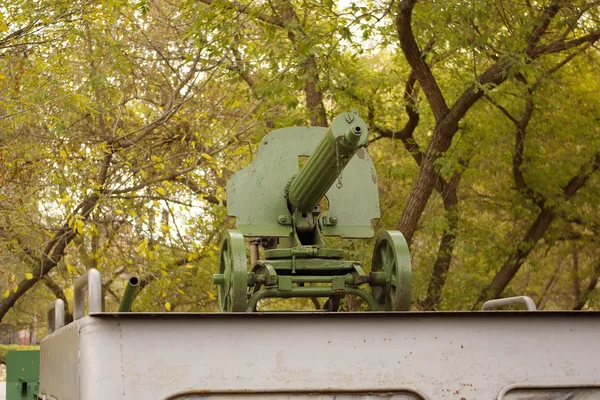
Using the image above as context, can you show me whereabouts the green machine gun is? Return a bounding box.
[213,112,412,312]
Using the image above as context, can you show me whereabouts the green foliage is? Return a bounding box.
[0,0,598,331]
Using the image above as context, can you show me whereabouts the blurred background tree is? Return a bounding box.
[0,0,598,337]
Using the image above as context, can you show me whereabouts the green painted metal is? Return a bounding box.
[261,258,356,272]
[245,287,378,312]
[118,277,140,312]
[371,230,412,311]
[221,266,370,288]
[287,112,368,212]
[226,116,380,239]
[217,229,248,312]
[6,350,40,400]
[216,112,412,312]
[264,247,344,259]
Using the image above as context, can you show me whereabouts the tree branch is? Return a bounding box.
[229,46,276,129]
[573,261,600,310]
[42,276,73,323]
[373,69,421,158]
[563,153,600,197]
[572,244,581,302]
[512,93,535,193]
[178,177,224,206]
[490,48,584,206]
[270,0,327,126]
[197,0,284,27]
[485,95,518,124]
[534,28,600,56]
[473,151,600,307]
[0,154,113,321]
[421,171,461,310]
[525,0,563,57]
[396,0,448,121]
[537,263,561,310]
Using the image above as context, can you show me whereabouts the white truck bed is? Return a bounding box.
[39,312,600,400]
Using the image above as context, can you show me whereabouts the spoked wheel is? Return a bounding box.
[371,230,412,311]
[217,230,248,312]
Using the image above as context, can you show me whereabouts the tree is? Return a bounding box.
[0,0,599,330]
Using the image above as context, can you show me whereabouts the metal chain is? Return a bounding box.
[335,136,343,189]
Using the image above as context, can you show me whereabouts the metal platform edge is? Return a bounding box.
[89,310,600,319]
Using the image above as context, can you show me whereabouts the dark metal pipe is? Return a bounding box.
[118,277,140,312]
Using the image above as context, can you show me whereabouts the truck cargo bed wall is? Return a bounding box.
[39,312,600,400]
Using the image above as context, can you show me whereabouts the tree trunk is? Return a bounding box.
[270,0,327,127]
[474,208,555,307]
[422,175,460,310]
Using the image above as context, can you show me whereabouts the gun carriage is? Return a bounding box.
[213,111,412,312]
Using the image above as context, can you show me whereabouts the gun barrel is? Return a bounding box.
[287,112,368,211]
[118,277,140,312]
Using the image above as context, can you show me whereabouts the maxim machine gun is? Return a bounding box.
[213,111,412,312]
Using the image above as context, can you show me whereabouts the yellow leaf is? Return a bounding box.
[25,273,33,279]
[155,187,166,196]
[177,289,184,295]
[165,302,171,311]
[59,149,67,158]
[160,269,168,276]
[74,219,84,234]
[66,264,78,274]
[3,290,9,298]
[13,286,18,293]
[201,153,213,161]
[115,209,123,215]
[207,292,215,300]
[184,264,194,269]
[161,291,167,298]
